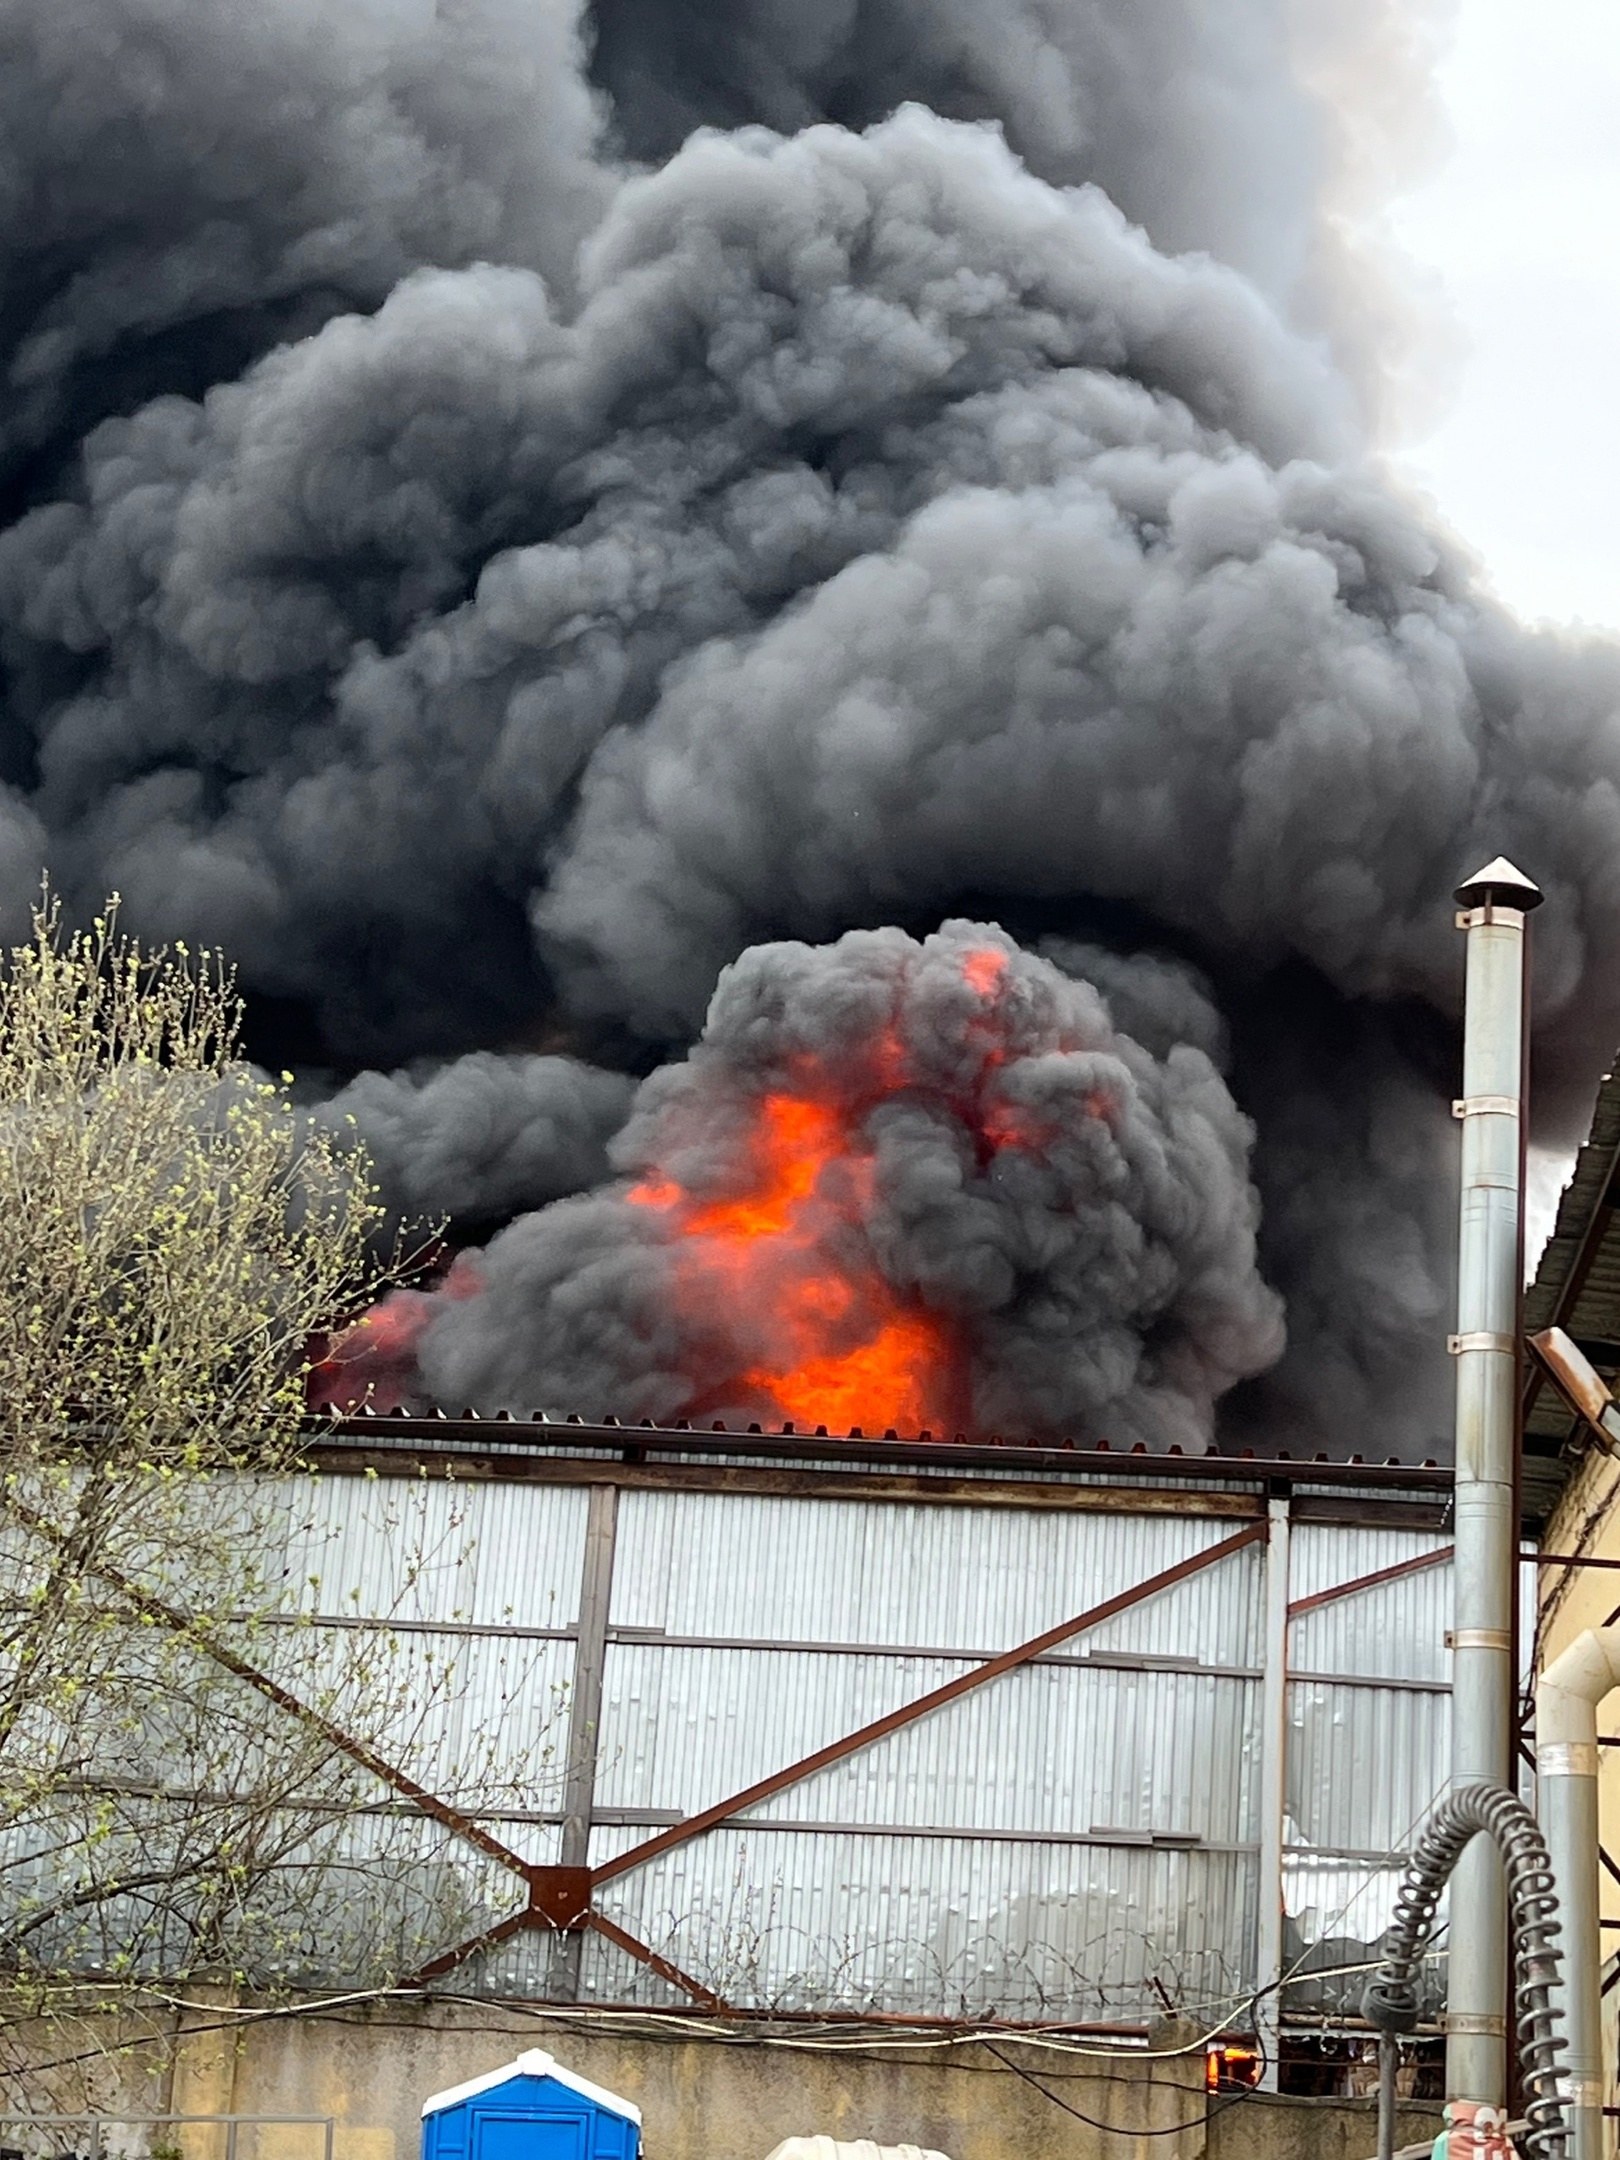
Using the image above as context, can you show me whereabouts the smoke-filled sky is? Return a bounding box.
[3,0,1616,1458]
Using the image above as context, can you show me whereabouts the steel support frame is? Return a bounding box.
[411,1516,1269,1997]
[2,1492,712,2011]
[17,1471,1438,2030]
[1255,1494,1291,2089]
[548,1483,618,2000]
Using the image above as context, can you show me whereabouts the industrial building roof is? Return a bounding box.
[1524,1061,1620,1526]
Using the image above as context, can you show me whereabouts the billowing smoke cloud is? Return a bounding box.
[0,0,607,483]
[587,0,1454,432]
[318,1052,635,1226]
[0,0,1613,1456]
[380,923,1285,1447]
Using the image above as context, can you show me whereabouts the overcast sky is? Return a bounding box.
[1383,0,1620,1255]
[1388,0,1620,634]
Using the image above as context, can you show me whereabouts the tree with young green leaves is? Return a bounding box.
[0,898,552,2022]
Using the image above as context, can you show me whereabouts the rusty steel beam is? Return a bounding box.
[1286,1545,1454,1622]
[586,1912,726,2012]
[304,1442,1450,1526]
[409,1901,536,1984]
[591,1518,1269,1890]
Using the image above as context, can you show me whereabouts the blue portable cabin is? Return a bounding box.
[421,2049,641,2160]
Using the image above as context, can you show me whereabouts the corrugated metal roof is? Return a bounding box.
[1524,1061,1620,1522]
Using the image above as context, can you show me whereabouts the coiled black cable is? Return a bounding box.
[1362,1783,1567,2160]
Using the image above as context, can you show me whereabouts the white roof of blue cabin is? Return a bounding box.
[421,2050,641,2126]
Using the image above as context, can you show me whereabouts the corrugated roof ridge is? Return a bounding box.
[1524,1060,1620,1331]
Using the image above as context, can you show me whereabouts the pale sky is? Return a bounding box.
[1388,0,1620,634]
[1380,0,1620,1262]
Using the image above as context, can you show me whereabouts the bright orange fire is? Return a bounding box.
[314,940,1055,1435]
[630,1085,961,1434]
[623,949,1030,1436]
[308,1258,480,1413]
[960,947,1008,996]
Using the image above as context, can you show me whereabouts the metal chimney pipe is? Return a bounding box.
[1447,856,1541,2111]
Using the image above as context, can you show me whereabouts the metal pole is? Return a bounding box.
[1447,856,1541,2110]
[1255,1491,1291,2089]
[1377,2032,1400,2160]
[548,1482,619,2000]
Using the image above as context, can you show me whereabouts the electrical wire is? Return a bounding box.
[982,2038,1264,2135]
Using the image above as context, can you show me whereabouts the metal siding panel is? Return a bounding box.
[1286,1679,1450,1855]
[1288,1526,1451,1684]
[610,1491,1262,1662]
[277,1475,589,1626]
[1281,1855,1448,2019]
[11,1471,1451,2023]
[598,1645,1258,1841]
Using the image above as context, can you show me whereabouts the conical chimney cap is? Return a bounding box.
[1454,856,1543,911]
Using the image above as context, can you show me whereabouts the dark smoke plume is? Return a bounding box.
[317,1051,635,1226]
[0,0,1613,1456]
[385,923,1286,1447]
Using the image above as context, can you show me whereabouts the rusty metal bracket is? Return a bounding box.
[1524,1137,1620,1422]
[529,1867,594,1930]
[1528,1327,1620,1458]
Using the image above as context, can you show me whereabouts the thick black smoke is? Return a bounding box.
[318,1051,634,1226]
[587,0,1451,431]
[403,922,1285,1447]
[0,0,1611,1456]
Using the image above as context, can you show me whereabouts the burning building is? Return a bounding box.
[2,0,1620,1461]
[0,4,1612,2141]
[316,922,1284,1446]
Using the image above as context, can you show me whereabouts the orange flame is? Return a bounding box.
[631,1086,960,1435]
[308,1260,480,1412]
[313,940,1075,1435]
[961,947,1008,996]
[623,948,1027,1435]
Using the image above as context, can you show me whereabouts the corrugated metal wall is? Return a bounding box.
[7,1468,1455,2026]
[253,1474,1455,2026]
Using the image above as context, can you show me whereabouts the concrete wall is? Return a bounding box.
[1,2000,1442,2160]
